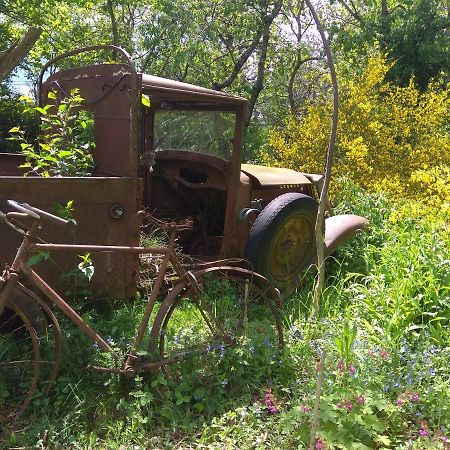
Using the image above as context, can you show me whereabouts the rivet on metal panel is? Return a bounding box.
[110,204,125,219]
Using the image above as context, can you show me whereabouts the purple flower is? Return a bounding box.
[409,392,420,402]
[337,359,345,371]
[355,395,365,404]
[348,364,356,375]
[380,349,388,360]
[419,428,428,437]
[264,388,280,414]
[301,405,312,413]
[315,438,325,449]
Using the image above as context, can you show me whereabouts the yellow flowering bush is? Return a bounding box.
[265,55,450,208]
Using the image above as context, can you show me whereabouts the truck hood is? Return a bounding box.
[241,164,313,187]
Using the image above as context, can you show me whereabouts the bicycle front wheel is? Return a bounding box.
[149,267,284,384]
[0,301,40,421]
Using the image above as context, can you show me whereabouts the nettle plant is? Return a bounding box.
[10,89,95,177]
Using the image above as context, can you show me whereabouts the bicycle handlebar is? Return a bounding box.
[7,200,70,227]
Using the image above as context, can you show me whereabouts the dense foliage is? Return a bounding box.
[0,84,38,153]
[266,54,450,211]
[9,89,95,176]
[1,187,449,448]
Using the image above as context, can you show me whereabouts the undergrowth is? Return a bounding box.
[1,184,449,449]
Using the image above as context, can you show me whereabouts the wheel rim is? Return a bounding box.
[0,303,40,421]
[155,270,283,384]
[268,214,314,283]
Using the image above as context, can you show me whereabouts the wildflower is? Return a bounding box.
[336,402,344,409]
[264,388,279,414]
[348,364,356,375]
[406,371,413,385]
[419,429,429,437]
[380,349,388,360]
[345,401,353,412]
[301,405,311,413]
[355,395,365,404]
[337,359,345,371]
[396,397,404,406]
[409,392,420,402]
[315,438,325,449]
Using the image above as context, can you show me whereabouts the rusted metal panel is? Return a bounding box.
[324,214,369,256]
[0,177,141,298]
[241,164,313,187]
[41,64,139,178]
[0,153,26,176]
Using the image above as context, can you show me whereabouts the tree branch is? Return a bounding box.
[0,27,42,82]
[303,0,339,319]
[213,0,283,92]
[245,0,283,123]
[288,56,321,112]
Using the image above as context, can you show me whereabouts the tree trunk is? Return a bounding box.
[106,0,120,46]
[0,27,42,82]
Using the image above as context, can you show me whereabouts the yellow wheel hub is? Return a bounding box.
[268,215,313,282]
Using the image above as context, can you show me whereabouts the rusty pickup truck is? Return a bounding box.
[0,45,368,298]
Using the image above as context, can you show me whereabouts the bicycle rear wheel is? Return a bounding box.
[0,301,40,421]
[149,267,284,384]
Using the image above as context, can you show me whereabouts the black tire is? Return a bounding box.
[244,193,318,297]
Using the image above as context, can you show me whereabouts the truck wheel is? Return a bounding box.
[244,193,318,297]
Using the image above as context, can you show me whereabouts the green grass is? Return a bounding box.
[1,184,450,449]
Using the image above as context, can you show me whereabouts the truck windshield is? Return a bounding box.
[154,110,235,160]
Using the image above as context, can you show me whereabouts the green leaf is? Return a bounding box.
[27,252,50,267]
[57,151,73,157]
[19,95,34,103]
[193,387,205,400]
[34,107,48,115]
[374,435,391,446]
[151,372,167,387]
[141,94,151,107]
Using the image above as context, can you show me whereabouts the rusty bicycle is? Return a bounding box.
[0,200,283,421]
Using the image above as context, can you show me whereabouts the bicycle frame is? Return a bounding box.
[1,218,190,376]
[1,200,285,424]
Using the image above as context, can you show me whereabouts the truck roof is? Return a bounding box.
[43,63,247,107]
[141,73,247,105]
